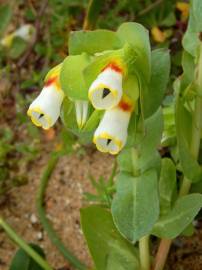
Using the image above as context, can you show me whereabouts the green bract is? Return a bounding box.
[60,53,91,100]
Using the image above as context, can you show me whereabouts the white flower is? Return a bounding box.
[1,24,35,47]
[88,63,123,110]
[27,75,64,130]
[93,95,134,155]
[75,100,89,128]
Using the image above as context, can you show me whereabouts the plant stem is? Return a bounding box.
[0,217,53,270]
[154,44,202,270]
[139,235,151,270]
[83,0,102,30]
[153,239,172,270]
[36,152,87,270]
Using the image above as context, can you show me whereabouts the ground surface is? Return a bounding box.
[1,147,202,270]
[0,149,114,270]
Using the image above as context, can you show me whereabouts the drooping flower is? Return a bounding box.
[27,65,64,130]
[75,100,89,128]
[93,95,134,155]
[88,63,123,110]
[1,24,35,48]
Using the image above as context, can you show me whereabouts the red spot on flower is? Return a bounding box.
[102,62,123,74]
[118,100,133,112]
[44,76,57,87]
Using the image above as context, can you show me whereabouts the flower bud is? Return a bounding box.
[75,100,89,128]
[1,24,35,47]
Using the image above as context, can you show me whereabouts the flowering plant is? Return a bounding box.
[1,1,202,270]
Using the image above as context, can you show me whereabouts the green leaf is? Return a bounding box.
[118,109,163,174]
[159,158,176,216]
[180,51,195,91]
[152,193,202,239]
[142,49,170,118]
[176,97,202,182]
[8,37,28,59]
[9,243,45,270]
[181,223,194,237]
[60,53,91,100]
[0,4,12,36]
[116,22,151,82]
[68,29,122,55]
[182,0,202,56]
[111,170,159,243]
[123,74,139,103]
[81,205,140,270]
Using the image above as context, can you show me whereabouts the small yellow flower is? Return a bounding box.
[176,2,189,21]
[151,27,166,43]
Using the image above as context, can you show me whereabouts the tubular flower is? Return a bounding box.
[93,95,134,155]
[88,63,123,110]
[27,68,64,130]
[75,100,89,128]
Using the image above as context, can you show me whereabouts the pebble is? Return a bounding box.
[30,213,38,224]
[36,231,43,241]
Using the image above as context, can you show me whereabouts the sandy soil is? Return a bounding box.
[1,148,202,270]
[0,149,114,270]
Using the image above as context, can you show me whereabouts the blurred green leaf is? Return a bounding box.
[176,97,202,182]
[9,243,45,270]
[182,0,202,56]
[152,194,202,239]
[111,170,159,243]
[81,205,140,270]
[0,4,12,36]
[9,37,27,59]
[83,0,103,30]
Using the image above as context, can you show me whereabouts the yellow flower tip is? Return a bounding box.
[55,143,63,151]
[176,2,189,20]
[93,133,123,155]
[27,107,52,130]
[151,27,166,43]
[1,34,14,47]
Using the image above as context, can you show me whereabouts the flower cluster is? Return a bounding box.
[27,61,135,154]
[27,23,144,155]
